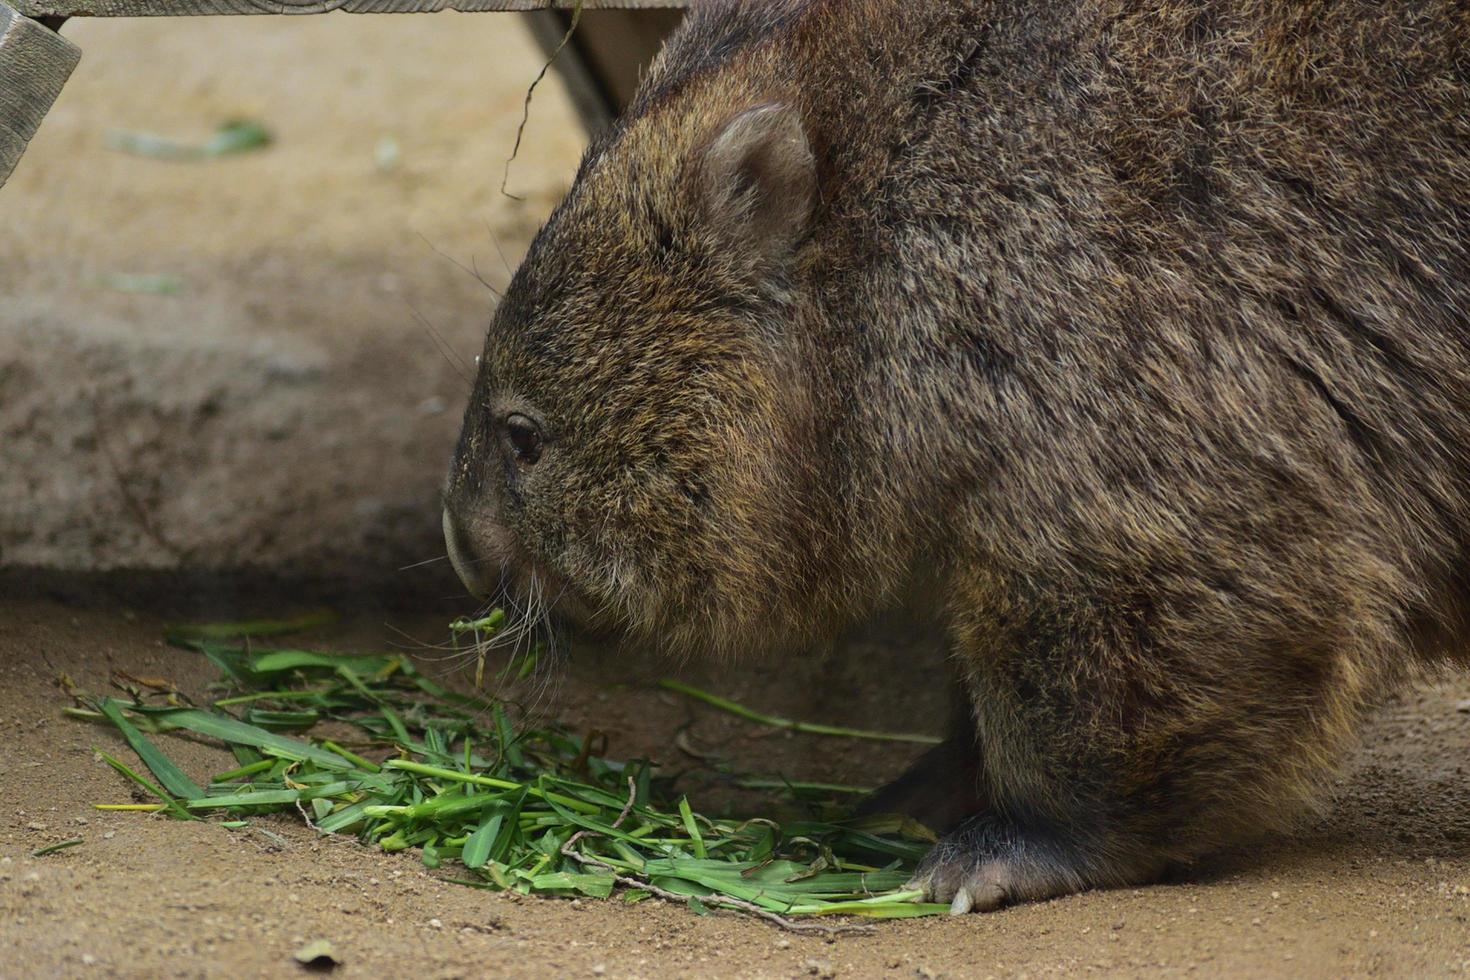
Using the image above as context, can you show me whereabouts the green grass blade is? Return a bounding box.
[658,679,942,745]
[200,119,273,157]
[95,749,196,821]
[383,761,602,815]
[187,789,302,810]
[211,759,276,782]
[527,871,614,898]
[315,799,378,835]
[250,650,397,676]
[678,797,706,859]
[97,700,205,800]
[462,810,506,870]
[94,272,184,295]
[321,740,381,772]
[164,609,337,642]
[147,709,354,770]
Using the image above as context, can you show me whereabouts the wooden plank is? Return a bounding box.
[0,2,80,188]
[13,0,684,17]
[565,9,681,110]
[524,10,616,136]
[529,8,680,132]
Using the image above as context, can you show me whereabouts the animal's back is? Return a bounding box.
[646,1,1470,601]
[748,0,1470,661]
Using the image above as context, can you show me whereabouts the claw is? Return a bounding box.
[949,887,973,915]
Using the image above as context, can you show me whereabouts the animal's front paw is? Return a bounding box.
[907,814,1091,914]
[908,852,1010,914]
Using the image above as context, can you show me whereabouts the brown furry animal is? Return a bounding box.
[443,0,1470,912]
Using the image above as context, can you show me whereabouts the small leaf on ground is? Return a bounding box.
[293,939,340,970]
[106,118,274,161]
[94,273,185,295]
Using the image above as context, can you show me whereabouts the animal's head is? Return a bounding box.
[442,93,845,659]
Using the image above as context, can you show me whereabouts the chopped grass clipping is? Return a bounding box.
[106,118,273,161]
[658,678,942,745]
[68,616,947,928]
[93,272,185,296]
[32,838,85,857]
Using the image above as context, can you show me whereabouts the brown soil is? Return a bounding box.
[2,12,1468,980]
[1,13,585,597]
[2,601,1469,978]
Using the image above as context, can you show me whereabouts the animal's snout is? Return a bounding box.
[443,506,495,601]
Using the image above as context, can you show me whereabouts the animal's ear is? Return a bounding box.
[696,103,815,260]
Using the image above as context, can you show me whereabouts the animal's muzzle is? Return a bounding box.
[443,506,496,601]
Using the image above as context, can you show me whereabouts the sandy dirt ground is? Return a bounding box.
[1,600,1468,978]
[2,11,1469,980]
[1,13,584,597]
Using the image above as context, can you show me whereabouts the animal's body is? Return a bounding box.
[444,0,1470,911]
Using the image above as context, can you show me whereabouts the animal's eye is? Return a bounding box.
[503,413,543,466]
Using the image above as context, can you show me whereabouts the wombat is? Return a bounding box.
[443,0,1470,912]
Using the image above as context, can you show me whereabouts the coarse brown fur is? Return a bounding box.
[444,0,1470,910]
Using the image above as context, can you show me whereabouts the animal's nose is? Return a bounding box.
[443,506,494,600]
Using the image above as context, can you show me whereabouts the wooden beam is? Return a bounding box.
[12,0,683,17]
[526,8,681,135]
[0,0,683,187]
[0,2,80,188]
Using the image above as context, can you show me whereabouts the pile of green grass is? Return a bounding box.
[67,613,947,929]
